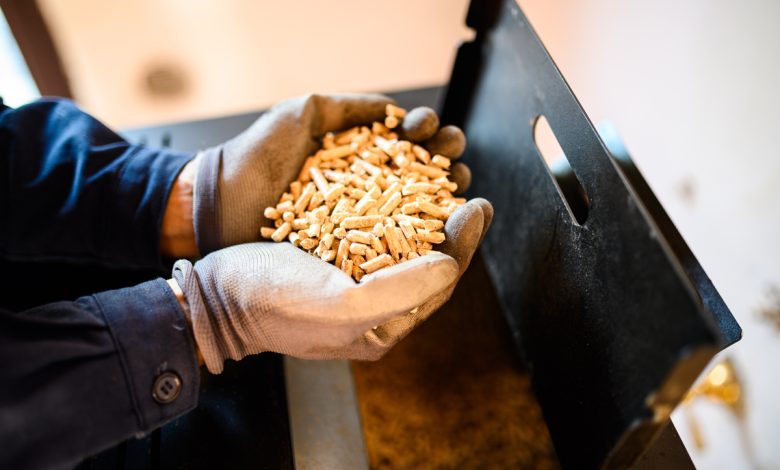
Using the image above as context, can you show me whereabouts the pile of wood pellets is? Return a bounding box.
[261,104,466,282]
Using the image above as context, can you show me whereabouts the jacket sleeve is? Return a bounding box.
[0,278,200,469]
[0,98,193,270]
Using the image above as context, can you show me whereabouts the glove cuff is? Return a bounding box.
[173,259,226,374]
[192,146,223,256]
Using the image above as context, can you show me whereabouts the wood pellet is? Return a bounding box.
[261,104,466,282]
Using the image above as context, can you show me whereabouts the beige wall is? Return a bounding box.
[39,0,472,128]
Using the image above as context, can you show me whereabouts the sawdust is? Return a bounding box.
[352,254,559,469]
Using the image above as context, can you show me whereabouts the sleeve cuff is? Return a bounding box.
[94,278,200,433]
[192,146,223,256]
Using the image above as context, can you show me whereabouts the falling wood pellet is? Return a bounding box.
[260,105,465,281]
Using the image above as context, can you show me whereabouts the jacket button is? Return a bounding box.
[152,371,182,404]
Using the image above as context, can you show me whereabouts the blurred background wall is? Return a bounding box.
[2,1,779,468]
[35,0,474,128]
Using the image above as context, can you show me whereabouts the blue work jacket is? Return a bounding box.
[0,98,200,469]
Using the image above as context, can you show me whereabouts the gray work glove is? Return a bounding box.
[172,198,493,373]
[192,93,471,256]
[173,244,459,373]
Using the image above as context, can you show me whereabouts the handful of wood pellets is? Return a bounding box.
[261,104,466,282]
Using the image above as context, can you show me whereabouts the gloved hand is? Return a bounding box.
[190,93,472,256]
[172,243,460,373]
[171,197,492,373]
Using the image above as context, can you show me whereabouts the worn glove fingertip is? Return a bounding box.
[425,125,466,158]
[450,163,472,195]
[470,197,494,243]
[441,201,486,276]
[401,106,439,142]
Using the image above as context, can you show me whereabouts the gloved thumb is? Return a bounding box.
[439,198,491,277]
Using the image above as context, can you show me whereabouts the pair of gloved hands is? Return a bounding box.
[171,94,492,373]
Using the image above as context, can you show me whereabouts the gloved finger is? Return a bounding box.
[307,326,389,361]
[341,282,455,361]
[310,93,394,136]
[472,197,494,244]
[400,106,439,142]
[450,163,472,195]
[424,125,466,159]
[372,296,442,346]
[338,252,458,332]
[326,313,427,361]
[438,200,486,277]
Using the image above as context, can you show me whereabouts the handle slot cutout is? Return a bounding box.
[533,115,590,225]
